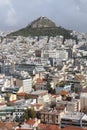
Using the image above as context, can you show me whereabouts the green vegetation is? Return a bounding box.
[56,81,65,87]
[5,93,10,102]
[25,95,31,99]
[8,16,77,41]
[24,108,36,120]
[47,80,51,90]
[47,80,56,94]
[8,26,75,40]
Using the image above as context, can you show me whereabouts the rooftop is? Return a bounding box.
[82,114,87,121]
[62,126,84,130]
[38,124,84,130]
[31,90,48,96]
[0,122,18,130]
[61,112,84,120]
[80,93,87,97]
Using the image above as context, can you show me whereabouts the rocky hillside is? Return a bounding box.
[28,16,56,28]
[9,16,75,39]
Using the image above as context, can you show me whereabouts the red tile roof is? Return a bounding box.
[0,122,18,130]
[58,90,69,95]
[51,94,60,98]
[17,92,29,96]
[38,124,59,130]
[16,128,33,130]
[36,78,43,84]
[25,119,35,125]
[32,103,43,108]
[38,124,84,130]
[63,126,84,130]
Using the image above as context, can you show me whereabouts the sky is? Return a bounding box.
[0,0,87,32]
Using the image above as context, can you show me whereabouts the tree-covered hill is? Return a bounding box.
[8,16,75,39]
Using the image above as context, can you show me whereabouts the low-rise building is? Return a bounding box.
[80,93,87,110]
[60,111,84,128]
[29,90,51,105]
[40,107,64,125]
[81,114,87,128]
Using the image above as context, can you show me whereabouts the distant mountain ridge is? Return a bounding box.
[8,16,75,40]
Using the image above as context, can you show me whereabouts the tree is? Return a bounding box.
[36,112,41,119]
[57,81,65,87]
[47,80,52,93]
[32,41,35,45]
[47,80,51,89]
[24,108,36,120]
[5,93,10,102]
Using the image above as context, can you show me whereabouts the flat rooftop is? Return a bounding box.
[82,114,87,121]
[61,112,84,120]
[31,90,48,95]
[80,93,87,97]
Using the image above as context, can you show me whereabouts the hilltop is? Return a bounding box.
[8,17,75,39]
[29,16,56,28]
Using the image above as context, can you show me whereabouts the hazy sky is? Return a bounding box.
[0,0,87,32]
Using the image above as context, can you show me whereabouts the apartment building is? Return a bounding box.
[40,108,64,125]
[81,114,87,128]
[56,99,80,112]
[66,99,80,112]
[60,112,84,128]
[29,90,51,105]
[16,77,32,93]
[41,49,68,61]
[80,93,87,110]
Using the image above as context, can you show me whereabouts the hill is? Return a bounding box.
[9,17,75,39]
[29,16,56,28]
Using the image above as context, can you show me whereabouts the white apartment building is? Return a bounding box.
[60,111,84,128]
[81,114,87,128]
[66,99,80,112]
[41,49,68,61]
[56,99,80,112]
[60,112,87,128]
[16,77,32,93]
[56,49,68,61]
[80,93,87,110]
[31,90,51,105]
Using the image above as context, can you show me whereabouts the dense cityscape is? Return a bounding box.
[0,16,87,130]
